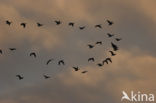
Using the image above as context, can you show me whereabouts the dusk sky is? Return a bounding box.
[0,0,156,103]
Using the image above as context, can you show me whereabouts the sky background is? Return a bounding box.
[0,0,156,103]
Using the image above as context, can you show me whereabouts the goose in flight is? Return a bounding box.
[95,41,102,45]
[68,22,74,27]
[6,20,12,26]
[109,51,116,56]
[82,71,88,74]
[79,26,85,30]
[9,48,16,51]
[106,58,112,63]
[97,63,103,67]
[0,49,2,54]
[37,22,43,27]
[58,60,65,65]
[95,24,102,28]
[115,38,122,41]
[107,33,114,38]
[73,66,79,71]
[103,59,108,64]
[20,23,26,28]
[16,75,24,80]
[46,59,53,65]
[103,58,112,64]
[43,75,50,79]
[111,42,119,51]
[54,20,61,25]
[88,57,95,62]
[88,44,94,49]
[106,20,113,26]
[30,52,36,58]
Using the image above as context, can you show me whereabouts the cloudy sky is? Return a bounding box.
[0,0,156,103]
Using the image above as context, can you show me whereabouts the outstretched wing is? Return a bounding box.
[30,52,36,58]
[82,71,88,73]
[107,58,112,63]
[46,59,53,65]
[111,42,119,51]
[0,50,2,54]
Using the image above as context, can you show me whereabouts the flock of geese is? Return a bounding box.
[5,19,113,28]
[0,19,122,80]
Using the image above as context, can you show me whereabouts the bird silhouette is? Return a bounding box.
[68,22,74,27]
[97,63,103,67]
[95,41,102,45]
[103,58,112,64]
[58,60,65,65]
[20,23,26,28]
[54,20,61,25]
[73,66,79,71]
[103,59,108,64]
[107,20,113,26]
[115,38,122,41]
[109,51,116,56]
[0,49,2,54]
[16,75,24,80]
[79,26,85,30]
[95,24,102,28]
[88,57,95,62]
[106,58,112,63]
[6,20,12,25]
[111,42,119,51]
[46,59,53,65]
[107,33,114,38]
[82,71,88,74]
[88,44,94,49]
[43,75,50,79]
[30,52,36,58]
[37,22,43,27]
[9,48,16,51]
